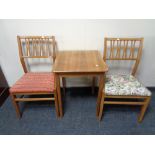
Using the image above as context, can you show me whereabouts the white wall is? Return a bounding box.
[0,19,155,87]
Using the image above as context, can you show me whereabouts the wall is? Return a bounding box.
[0,19,155,87]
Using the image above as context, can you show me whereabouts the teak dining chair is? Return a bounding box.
[10,36,59,118]
[98,38,151,122]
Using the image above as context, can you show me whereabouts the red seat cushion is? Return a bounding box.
[10,72,55,93]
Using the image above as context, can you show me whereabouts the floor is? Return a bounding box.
[0,88,154,135]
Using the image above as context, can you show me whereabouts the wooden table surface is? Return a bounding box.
[53,50,108,73]
[53,50,108,118]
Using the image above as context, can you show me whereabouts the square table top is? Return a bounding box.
[53,50,108,73]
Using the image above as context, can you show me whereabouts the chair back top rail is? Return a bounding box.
[17,35,56,73]
[18,36,55,39]
[103,37,144,75]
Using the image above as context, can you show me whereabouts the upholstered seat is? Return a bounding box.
[105,75,151,96]
[98,38,151,122]
[10,72,55,93]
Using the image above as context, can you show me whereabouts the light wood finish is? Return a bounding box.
[103,37,143,76]
[103,101,145,105]
[17,36,56,73]
[138,96,151,122]
[11,94,21,118]
[15,98,55,102]
[54,51,108,73]
[10,36,59,118]
[55,74,63,117]
[99,37,151,122]
[96,74,105,116]
[54,91,59,118]
[98,90,105,120]
[17,35,65,94]
[53,50,108,117]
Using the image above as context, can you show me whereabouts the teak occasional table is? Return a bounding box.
[53,50,108,118]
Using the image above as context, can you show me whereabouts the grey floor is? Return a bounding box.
[0,88,154,135]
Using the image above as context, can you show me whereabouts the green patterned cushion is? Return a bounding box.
[105,75,151,96]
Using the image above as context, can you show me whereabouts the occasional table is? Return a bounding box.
[53,50,108,118]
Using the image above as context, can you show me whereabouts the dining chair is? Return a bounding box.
[98,37,151,122]
[9,36,59,118]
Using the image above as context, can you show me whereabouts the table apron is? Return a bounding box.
[54,72,105,77]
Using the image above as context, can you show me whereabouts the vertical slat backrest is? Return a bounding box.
[17,36,56,73]
[103,38,144,76]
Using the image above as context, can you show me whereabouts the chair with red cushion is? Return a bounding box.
[10,36,59,118]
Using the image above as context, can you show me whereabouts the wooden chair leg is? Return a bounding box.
[62,77,66,96]
[56,74,63,118]
[96,74,105,116]
[138,96,151,123]
[92,77,95,95]
[10,94,21,118]
[98,92,105,121]
[54,91,59,118]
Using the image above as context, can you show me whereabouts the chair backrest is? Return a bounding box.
[103,37,144,76]
[17,36,56,73]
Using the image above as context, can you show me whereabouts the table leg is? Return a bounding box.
[92,77,96,95]
[56,74,63,117]
[96,73,105,117]
[62,77,66,96]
